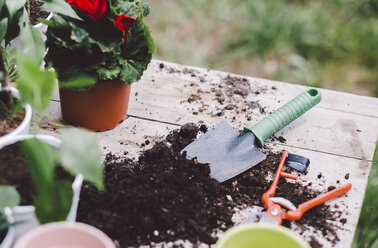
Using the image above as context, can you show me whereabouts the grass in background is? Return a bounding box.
[146,0,378,96]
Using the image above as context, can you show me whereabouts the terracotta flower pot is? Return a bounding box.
[59,80,131,132]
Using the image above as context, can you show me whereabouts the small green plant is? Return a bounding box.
[0,0,57,123]
[0,185,20,233]
[0,128,105,224]
[1,0,45,84]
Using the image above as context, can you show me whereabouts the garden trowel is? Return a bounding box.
[181,88,321,182]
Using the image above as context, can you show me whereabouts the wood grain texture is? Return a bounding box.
[42,59,378,248]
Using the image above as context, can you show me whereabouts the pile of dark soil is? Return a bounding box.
[27,0,50,25]
[77,123,347,247]
[77,123,235,246]
[0,92,26,137]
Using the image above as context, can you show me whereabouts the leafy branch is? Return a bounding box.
[0,128,105,224]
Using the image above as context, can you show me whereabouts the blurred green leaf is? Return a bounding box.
[0,185,21,209]
[0,18,8,42]
[114,1,139,18]
[19,138,56,192]
[17,57,56,114]
[4,0,26,21]
[34,180,73,224]
[60,75,96,91]
[59,128,105,191]
[353,142,378,248]
[20,138,74,224]
[40,0,82,20]
[20,19,45,66]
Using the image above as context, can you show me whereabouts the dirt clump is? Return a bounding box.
[221,75,252,97]
[27,0,50,25]
[77,123,347,247]
[78,123,234,246]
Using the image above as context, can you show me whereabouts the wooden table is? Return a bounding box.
[41,60,378,248]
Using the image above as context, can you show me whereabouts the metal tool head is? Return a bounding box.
[181,121,266,182]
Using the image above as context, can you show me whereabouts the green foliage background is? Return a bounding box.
[146,0,378,97]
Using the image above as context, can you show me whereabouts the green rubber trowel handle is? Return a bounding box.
[244,88,321,146]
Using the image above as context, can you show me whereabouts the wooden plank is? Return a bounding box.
[39,101,179,158]
[39,116,369,248]
[50,60,378,161]
[51,60,378,118]
[142,60,378,118]
[124,62,378,161]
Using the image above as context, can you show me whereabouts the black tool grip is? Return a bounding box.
[285,153,310,173]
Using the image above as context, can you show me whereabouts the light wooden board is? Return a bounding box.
[124,60,378,161]
[43,59,378,248]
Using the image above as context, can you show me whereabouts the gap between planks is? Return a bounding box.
[127,114,373,163]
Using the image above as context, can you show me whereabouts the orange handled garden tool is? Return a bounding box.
[250,150,352,225]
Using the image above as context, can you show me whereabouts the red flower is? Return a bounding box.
[67,0,107,21]
[114,14,137,34]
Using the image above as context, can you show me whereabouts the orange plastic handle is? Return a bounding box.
[285,183,352,220]
[262,151,289,209]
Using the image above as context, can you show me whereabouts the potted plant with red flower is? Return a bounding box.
[44,0,155,131]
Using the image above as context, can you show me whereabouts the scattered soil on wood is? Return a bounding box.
[0,142,73,205]
[27,0,50,25]
[77,123,348,247]
[0,91,25,137]
[158,62,282,135]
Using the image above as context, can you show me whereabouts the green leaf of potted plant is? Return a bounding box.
[44,0,155,131]
[0,186,19,248]
[6,0,80,53]
[0,0,57,142]
[0,128,105,245]
[0,1,33,142]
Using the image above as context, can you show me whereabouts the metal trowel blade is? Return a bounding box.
[181,121,266,182]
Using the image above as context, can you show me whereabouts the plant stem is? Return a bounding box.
[27,0,31,19]
[0,49,7,89]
